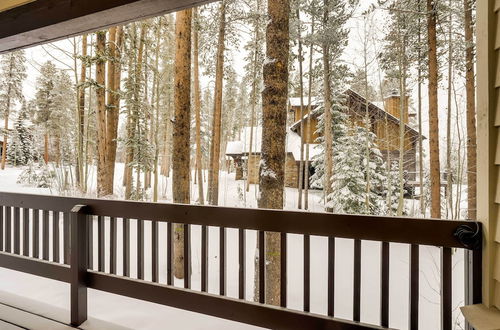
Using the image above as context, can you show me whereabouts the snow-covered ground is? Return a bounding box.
[0,165,467,329]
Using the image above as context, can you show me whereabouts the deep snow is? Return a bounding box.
[0,164,467,329]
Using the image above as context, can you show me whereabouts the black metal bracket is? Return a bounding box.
[454,223,482,250]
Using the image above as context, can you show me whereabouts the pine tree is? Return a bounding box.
[7,101,33,166]
[0,50,27,170]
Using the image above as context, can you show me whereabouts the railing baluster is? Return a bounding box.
[280,232,287,308]
[64,212,70,264]
[184,224,191,289]
[22,208,29,257]
[219,227,226,295]
[441,247,452,330]
[137,219,144,280]
[53,211,60,262]
[409,244,419,330]
[238,228,245,300]
[13,207,20,254]
[353,239,361,322]
[201,225,208,292]
[70,205,88,326]
[258,230,265,304]
[42,210,49,260]
[98,216,104,272]
[33,209,39,258]
[0,206,3,251]
[110,217,117,274]
[304,234,310,312]
[123,218,130,277]
[152,220,158,282]
[381,242,390,327]
[328,237,335,316]
[167,222,172,285]
[87,214,93,268]
[5,206,11,253]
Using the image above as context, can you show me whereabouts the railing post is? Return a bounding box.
[70,205,88,326]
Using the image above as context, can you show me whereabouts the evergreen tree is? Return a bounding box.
[0,50,27,169]
[7,101,33,166]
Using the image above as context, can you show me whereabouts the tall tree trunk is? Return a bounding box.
[153,18,162,203]
[105,26,124,196]
[258,0,289,306]
[0,57,13,170]
[76,35,87,188]
[446,2,453,219]
[427,0,441,219]
[322,0,333,211]
[417,0,424,215]
[296,8,305,209]
[207,1,227,206]
[464,0,476,220]
[304,19,315,210]
[193,8,205,205]
[172,9,192,279]
[96,30,108,197]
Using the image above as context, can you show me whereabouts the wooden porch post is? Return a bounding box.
[70,205,88,326]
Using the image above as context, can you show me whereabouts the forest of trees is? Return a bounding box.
[0,0,477,305]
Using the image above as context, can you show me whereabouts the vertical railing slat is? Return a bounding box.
[381,242,390,327]
[409,244,419,330]
[123,218,130,277]
[441,247,452,330]
[53,211,60,262]
[184,224,191,289]
[327,236,335,316]
[64,212,70,265]
[152,220,158,282]
[238,228,245,300]
[258,230,265,304]
[280,232,287,308]
[0,206,3,252]
[219,227,226,295]
[167,222,172,285]
[304,234,310,312]
[110,217,117,274]
[33,209,39,258]
[42,210,49,260]
[22,208,29,257]
[13,207,20,254]
[97,216,104,272]
[87,214,92,268]
[137,219,144,280]
[201,225,208,292]
[353,239,361,322]
[5,206,11,253]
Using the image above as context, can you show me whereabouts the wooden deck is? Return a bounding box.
[0,303,77,330]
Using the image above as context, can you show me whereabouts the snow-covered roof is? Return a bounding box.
[226,126,320,161]
[289,97,319,108]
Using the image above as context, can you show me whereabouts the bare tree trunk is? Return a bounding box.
[105,26,124,196]
[44,131,49,164]
[296,8,305,209]
[207,1,227,206]
[464,0,476,220]
[258,0,289,306]
[427,0,441,219]
[76,35,87,187]
[193,8,205,205]
[0,57,13,170]
[322,1,333,212]
[446,2,453,219]
[172,9,192,279]
[153,18,162,203]
[96,30,108,197]
[417,0,424,216]
[304,20,315,210]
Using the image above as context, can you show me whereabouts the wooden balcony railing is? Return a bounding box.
[0,192,482,330]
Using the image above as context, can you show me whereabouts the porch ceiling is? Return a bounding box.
[0,0,215,54]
